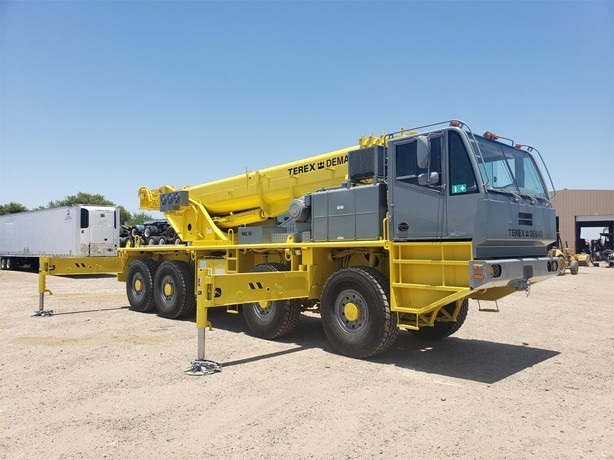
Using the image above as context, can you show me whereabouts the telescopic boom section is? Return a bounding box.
[138,144,358,243]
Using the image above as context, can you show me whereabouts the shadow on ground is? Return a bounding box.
[191,309,560,384]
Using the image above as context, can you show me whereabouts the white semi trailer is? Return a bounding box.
[0,205,120,270]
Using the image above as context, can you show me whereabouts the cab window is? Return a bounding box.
[449,130,478,195]
[395,136,441,186]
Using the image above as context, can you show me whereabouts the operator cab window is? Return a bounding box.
[395,136,442,186]
[448,130,478,195]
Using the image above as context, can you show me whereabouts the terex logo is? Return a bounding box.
[508,228,544,238]
[287,163,316,175]
[287,155,348,176]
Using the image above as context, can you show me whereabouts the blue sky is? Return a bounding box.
[1,0,613,214]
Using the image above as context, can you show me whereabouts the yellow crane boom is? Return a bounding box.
[138,144,359,242]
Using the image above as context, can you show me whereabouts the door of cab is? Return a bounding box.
[389,133,447,240]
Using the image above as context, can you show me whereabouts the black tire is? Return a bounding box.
[148,236,160,245]
[557,256,566,276]
[153,260,195,319]
[320,266,398,359]
[126,259,158,312]
[570,260,579,275]
[165,227,177,240]
[5,258,12,270]
[0,258,5,270]
[242,263,301,339]
[409,299,469,340]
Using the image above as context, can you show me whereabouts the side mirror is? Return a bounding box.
[418,172,440,186]
[416,136,430,169]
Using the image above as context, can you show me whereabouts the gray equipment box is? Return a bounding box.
[311,183,387,242]
[348,146,385,182]
[238,226,288,244]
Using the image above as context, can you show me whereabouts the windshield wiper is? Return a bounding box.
[517,192,537,205]
[485,185,521,202]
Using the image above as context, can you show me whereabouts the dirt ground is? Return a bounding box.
[1,265,613,460]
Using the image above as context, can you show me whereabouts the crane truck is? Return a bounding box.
[37,120,560,370]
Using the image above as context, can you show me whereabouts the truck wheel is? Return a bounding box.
[5,258,12,270]
[570,260,579,275]
[409,299,469,340]
[320,267,398,359]
[126,259,158,312]
[154,260,195,319]
[242,263,301,339]
[0,258,5,270]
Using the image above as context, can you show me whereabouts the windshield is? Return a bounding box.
[470,136,549,199]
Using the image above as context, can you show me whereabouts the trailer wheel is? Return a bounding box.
[126,259,158,312]
[320,267,398,358]
[154,260,195,319]
[570,260,579,275]
[242,263,301,339]
[5,258,12,270]
[0,258,5,270]
[409,299,469,340]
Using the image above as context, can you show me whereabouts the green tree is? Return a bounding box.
[126,212,156,226]
[0,202,28,215]
[47,192,113,208]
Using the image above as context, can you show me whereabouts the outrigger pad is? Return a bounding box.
[183,359,222,376]
[32,310,54,317]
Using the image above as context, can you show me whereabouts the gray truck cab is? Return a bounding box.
[387,120,557,289]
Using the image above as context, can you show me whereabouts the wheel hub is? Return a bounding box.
[134,278,143,293]
[164,282,174,297]
[343,302,360,322]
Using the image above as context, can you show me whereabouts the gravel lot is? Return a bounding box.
[1,265,613,459]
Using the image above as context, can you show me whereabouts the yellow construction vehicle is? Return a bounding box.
[548,243,580,275]
[547,227,582,275]
[37,120,561,371]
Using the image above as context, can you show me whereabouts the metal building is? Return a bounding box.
[551,189,614,254]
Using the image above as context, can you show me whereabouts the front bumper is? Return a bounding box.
[469,257,560,291]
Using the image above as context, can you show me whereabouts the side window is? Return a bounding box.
[395,136,442,186]
[449,130,478,195]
